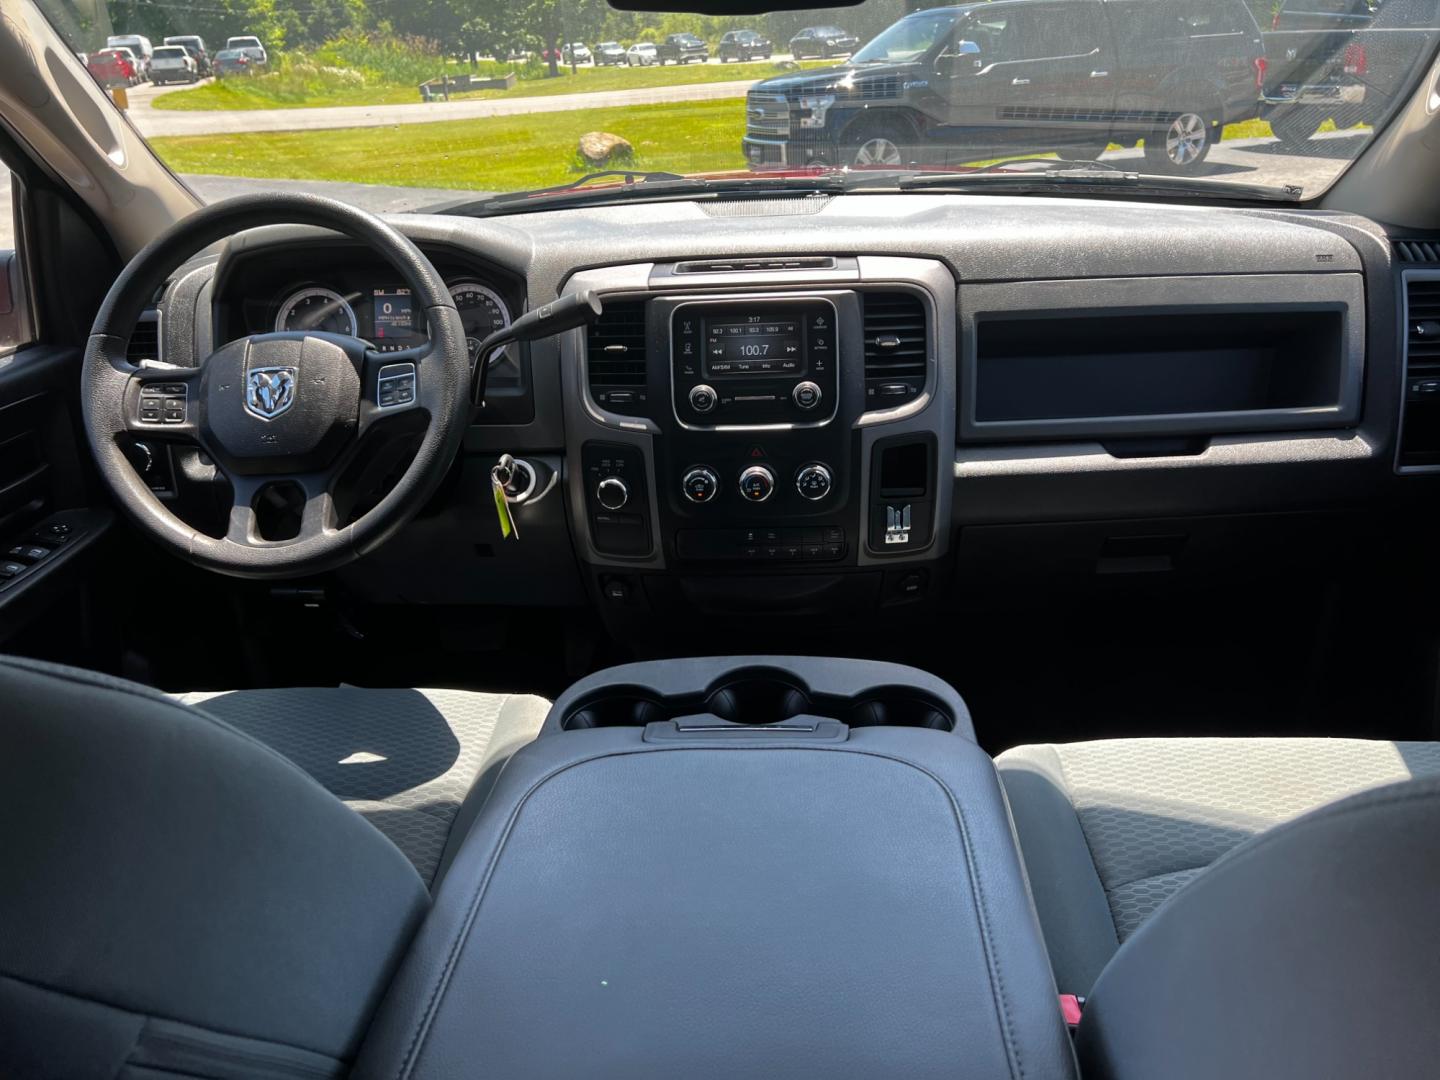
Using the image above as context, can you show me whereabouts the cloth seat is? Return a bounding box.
[995,737,1440,995]
[175,686,550,887]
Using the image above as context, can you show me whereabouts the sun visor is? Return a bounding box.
[608,0,863,13]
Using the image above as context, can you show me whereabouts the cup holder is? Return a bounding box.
[563,688,668,730]
[843,691,953,731]
[559,668,957,733]
[705,674,812,726]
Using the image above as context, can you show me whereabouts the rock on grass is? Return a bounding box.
[578,131,634,167]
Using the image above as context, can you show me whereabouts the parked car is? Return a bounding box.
[147,45,199,85]
[164,34,211,77]
[562,42,593,64]
[656,33,709,64]
[224,36,267,66]
[212,48,256,78]
[1261,0,1437,144]
[788,26,861,59]
[593,41,627,66]
[104,34,152,79]
[746,0,1266,174]
[85,48,138,88]
[718,29,773,62]
[626,42,659,66]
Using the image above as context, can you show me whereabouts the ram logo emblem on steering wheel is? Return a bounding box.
[244,366,297,421]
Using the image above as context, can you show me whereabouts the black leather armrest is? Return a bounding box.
[356,722,1072,1080]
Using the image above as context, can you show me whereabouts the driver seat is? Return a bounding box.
[173,685,550,889]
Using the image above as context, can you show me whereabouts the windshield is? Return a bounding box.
[32,0,1440,207]
[851,11,957,63]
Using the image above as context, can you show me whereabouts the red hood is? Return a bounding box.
[520,163,993,201]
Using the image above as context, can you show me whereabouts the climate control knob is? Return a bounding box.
[738,465,776,503]
[689,384,718,414]
[792,380,822,410]
[795,463,833,501]
[595,476,629,511]
[682,466,720,504]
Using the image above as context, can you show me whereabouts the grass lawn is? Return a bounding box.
[150,97,1362,197]
[151,99,750,192]
[151,60,828,111]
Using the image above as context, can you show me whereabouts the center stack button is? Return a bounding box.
[738,465,775,503]
[682,466,720,504]
[689,384,718,414]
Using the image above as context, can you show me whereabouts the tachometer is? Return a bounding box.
[275,287,358,337]
[449,281,511,366]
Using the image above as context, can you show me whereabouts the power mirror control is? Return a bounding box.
[738,464,776,503]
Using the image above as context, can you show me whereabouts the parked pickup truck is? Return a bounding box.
[657,33,709,64]
[745,0,1266,175]
[1261,0,1438,144]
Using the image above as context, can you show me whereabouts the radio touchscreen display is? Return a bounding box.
[704,314,805,377]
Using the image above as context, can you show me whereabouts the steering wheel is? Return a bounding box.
[82,194,470,579]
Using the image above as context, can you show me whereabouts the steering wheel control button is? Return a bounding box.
[377,363,417,409]
[688,384,718,414]
[682,466,720,504]
[596,476,630,511]
[138,381,188,425]
[738,465,776,503]
[792,381,822,410]
[795,463,833,501]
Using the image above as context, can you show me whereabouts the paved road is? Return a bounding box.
[1096,127,1367,196]
[129,77,759,137]
[125,61,803,138]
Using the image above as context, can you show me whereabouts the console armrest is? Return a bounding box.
[356,721,1074,1080]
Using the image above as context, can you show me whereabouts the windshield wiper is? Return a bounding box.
[884,162,1303,202]
[442,171,846,217]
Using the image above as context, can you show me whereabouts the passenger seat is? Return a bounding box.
[176,687,550,889]
[995,737,1440,994]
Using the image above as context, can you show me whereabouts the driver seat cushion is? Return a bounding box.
[174,687,550,888]
[995,737,1440,995]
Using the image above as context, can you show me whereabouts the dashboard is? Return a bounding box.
[212,240,522,370]
[144,195,1438,641]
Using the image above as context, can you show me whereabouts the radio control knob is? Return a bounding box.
[795,463,833,501]
[689,384,718,414]
[738,465,775,503]
[792,380,822,410]
[682,466,720,504]
[596,476,629,511]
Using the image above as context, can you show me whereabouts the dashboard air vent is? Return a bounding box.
[675,256,836,273]
[127,311,161,364]
[1407,279,1440,369]
[1398,276,1440,469]
[585,300,648,416]
[1395,239,1440,264]
[861,291,927,408]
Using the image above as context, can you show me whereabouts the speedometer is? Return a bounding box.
[449,282,511,366]
[275,287,358,337]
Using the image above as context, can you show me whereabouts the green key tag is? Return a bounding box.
[491,467,518,540]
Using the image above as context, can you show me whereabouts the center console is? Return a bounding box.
[561,257,956,630]
[359,656,1077,1080]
